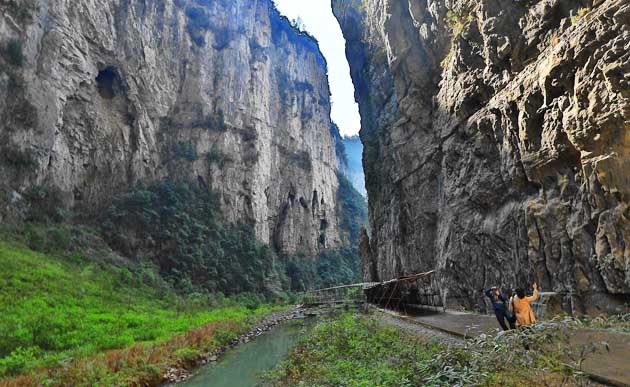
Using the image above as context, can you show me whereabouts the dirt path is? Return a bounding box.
[372,311,464,347]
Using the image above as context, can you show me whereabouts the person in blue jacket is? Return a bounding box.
[484,286,515,330]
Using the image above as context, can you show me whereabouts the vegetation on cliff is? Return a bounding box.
[284,174,368,291]
[101,180,277,295]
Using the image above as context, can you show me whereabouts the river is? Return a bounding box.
[177,319,311,387]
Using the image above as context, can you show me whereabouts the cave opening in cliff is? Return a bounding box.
[96,66,122,99]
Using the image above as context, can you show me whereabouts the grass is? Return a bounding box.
[265,314,436,386]
[576,313,630,333]
[571,8,588,25]
[0,239,281,386]
[266,314,602,387]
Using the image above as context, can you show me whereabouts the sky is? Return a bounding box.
[273,0,361,137]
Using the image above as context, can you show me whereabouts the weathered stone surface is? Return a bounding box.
[0,0,343,255]
[334,0,630,313]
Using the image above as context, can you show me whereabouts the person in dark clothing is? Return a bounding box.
[484,286,515,330]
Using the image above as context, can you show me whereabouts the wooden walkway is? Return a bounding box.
[302,271,435,306]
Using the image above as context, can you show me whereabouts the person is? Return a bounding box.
[510,282,539,327]
[484,286,515,330]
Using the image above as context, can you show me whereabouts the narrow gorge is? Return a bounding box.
[334,0,630,314]
[1,0,368,295]
[1,0,629,385]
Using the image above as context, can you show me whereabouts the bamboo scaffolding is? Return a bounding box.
[303,271,436,306]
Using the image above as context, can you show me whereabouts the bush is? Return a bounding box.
[0,240,278,381]
[23,185,68,223]
[234,292,264,311]
[205,145,226,166]
[3,147,38,170]
[174,348,200,364]
[23,224,71,253]
[571,7,588,24]
[292,150,312,171]
[5,39,25,67]
[102,180,276,295]
[173,141,198,161]
[0,347,38,376]
[5,0,35,23]
[267,314,603,387]
[202,109,227,131]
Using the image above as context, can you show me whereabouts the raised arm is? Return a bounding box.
[526,284,539,302]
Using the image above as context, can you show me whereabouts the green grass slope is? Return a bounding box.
[0,239,276,385]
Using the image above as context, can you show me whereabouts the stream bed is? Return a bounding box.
[177,319,311,387]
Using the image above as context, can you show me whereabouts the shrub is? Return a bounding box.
[292,150,312,171]
[6,0,35,23]
[445,7,474,39]
[0,347,38,376]
[3,147,38,170]
[206,145,231,167]
[23,185,67,223]
[571,7,588,24]
[174,348,200,364]
[101,180,276,295]
[202,109,227,131]
[5,39,25,67]
[267,315,605,387]
[21,224,74,256]
[234,292,263,310]
[174,141,198,161]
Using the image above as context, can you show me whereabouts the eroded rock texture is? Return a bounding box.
[0,0,343,255]
[334,0,630,313]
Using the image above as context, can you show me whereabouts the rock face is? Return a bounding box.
[0,0,343,255]
[334,0,630,313]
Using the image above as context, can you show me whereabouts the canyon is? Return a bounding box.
[334,0,629,313]
[0,0,348,257]
[1,0,628,313]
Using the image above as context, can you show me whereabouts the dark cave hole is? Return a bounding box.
[96,67,121,99]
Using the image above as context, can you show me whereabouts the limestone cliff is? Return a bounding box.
[334,0,630,313]
[0,0,343,256]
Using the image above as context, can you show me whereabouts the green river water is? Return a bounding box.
[178,320,309,387]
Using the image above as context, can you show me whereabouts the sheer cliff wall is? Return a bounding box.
[334,0,629,313]
[0,0,344,256]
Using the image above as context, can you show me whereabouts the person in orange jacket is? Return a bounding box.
[510,282,539,327]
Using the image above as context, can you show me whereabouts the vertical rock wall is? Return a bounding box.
[334,0,630,313]
[0,0,343,256]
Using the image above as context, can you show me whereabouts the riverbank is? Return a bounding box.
[0,239,293,387]
[163,308,309,385]
[265,311,610,387]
